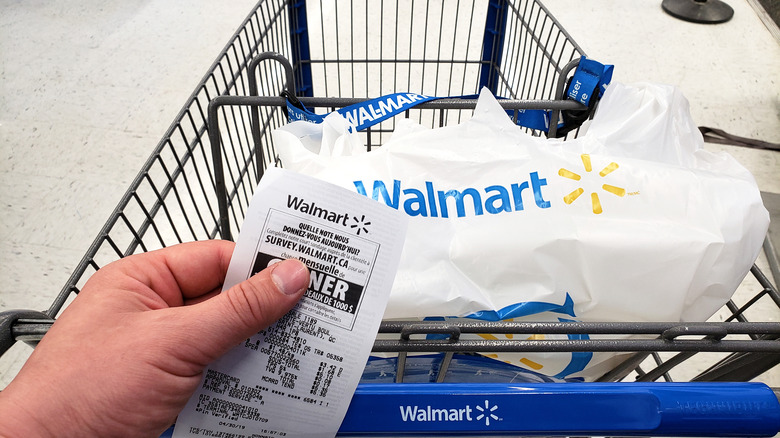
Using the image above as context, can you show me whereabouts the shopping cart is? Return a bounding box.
[2,0,780,436]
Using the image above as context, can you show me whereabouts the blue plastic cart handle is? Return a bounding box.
[338,382,780,436]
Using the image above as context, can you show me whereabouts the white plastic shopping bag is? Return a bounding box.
[272,83,769,380]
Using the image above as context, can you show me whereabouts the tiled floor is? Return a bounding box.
[1,0,779,394]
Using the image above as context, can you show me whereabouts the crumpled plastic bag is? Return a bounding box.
[272,83,769,380]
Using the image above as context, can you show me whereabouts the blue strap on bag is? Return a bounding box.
[285,56,612,134]
[502,57,613,134]
[286,92,439,131]
[284,56,612,135]
[284,57,613,134]
[551,57,615,137]
[566,56,614,106]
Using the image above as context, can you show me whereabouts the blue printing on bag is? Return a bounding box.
[465,293,576,321]
[421,294,591,379]
[361,353,581,384]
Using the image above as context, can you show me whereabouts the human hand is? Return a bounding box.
[0,240,309,437]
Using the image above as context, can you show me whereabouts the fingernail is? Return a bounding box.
[271,259,309,295]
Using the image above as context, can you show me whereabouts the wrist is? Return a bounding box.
[0,376,86,438]
[0,387,50,437]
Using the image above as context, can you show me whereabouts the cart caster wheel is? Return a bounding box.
[661,0,734,24]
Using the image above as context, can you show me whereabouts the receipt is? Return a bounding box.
[173,168,408,438]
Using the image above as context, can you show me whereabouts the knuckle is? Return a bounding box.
[224,280,276,330]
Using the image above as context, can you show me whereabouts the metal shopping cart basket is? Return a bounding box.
[2,1,780,436]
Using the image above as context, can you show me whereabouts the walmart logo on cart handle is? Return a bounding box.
[399,400,501,426]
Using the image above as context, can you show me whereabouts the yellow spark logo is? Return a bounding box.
[559,154,625,214]
[478,333,547,370]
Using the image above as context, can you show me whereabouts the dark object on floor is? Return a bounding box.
[662,0,734,24]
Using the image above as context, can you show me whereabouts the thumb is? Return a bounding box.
[178,258,309,363]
